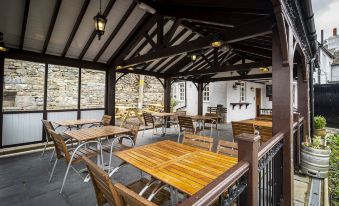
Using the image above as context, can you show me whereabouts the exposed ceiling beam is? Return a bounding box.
[5,49,109,71]
[116,68,164,78]
[122,16,273,66]
[78,0,116,59]
[42,0,62,54]
[156,15,164,48]
[205,73,272,82]
[19,0,30,50]
[93,1,137,62]
[164,18,182,46]
[143,33,157,48]
[168,60,271,77]
[232,44,272,59]
[62,0,91,56]
[108,14,156,65]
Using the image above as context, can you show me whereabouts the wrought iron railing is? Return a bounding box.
[293,116,305,171]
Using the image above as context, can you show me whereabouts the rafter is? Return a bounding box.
[204,73,272,82]
[164,18,182,46]
[19,0,30,50]
[42,0,62,53]
[62,0,91,57]
[93,1,137,62]
[143,33,157,48]
[78,0,116,59]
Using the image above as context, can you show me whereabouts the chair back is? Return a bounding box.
[48,130,71,162]
[204,113,218,124]
[123,121,140,143]
[142,112,154,126]
[101,115,112,126]
[231,122,255,138]
[182,133,213,151]
[114,183,157,206]
[83,157,123,206]
[42,120,55,140]
[178,116,195,133]
[216,140,238,157]
[258,126,273,142]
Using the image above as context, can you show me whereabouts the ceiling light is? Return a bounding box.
[0,32,8,52]
[211,36,223,48]
[116,65,123,70]
[191,54,197,61]
[127,67,134,71]
[259,67,270,72]
[93,0,107,40]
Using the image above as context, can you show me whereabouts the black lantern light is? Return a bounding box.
[93,0,107,40]
[0,32,8,52]
[211,35,223,48]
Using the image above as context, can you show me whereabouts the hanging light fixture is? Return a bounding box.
[93,0,107,40]
[191,54,197,61]
[211,35,223,48]
[0,32,8,52]
[259,67,270,72]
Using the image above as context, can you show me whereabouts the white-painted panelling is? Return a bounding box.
[81,110,105,119]
[2,113,43,146]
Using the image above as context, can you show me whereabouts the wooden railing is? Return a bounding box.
[179,132,286,206]
[293,114,305,171]
[257,106,272,116]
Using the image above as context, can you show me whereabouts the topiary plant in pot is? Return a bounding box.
[314,115,327,138]
[300,136,330,178]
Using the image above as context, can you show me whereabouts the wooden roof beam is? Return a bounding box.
[19,0,30,50]
[204,73,272,82]
[42,0,62,53]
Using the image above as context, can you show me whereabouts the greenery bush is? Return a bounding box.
[327,134,339,205]
[303,136,328,149]
[314,115,327,129]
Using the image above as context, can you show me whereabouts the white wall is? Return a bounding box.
[314,48,333,84]
[332,65,339,81]
[202,82,227,114]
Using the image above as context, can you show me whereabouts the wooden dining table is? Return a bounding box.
[150,112,176,135]
[54,119,102,130]
[114,140,237,198]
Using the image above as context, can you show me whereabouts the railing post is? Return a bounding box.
[236,133,261,206]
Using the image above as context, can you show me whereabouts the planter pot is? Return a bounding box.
[314,128,327,138]
[300,143,330,178]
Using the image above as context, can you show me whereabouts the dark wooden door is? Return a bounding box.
[256,88,261,115]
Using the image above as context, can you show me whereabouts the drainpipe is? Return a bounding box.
[138,75,144,109]
[309,57,316,137]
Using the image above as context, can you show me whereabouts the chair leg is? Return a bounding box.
[49,148,55,162]
[49,159,58,182]
[40,140,48,158]
[59,162,72,194]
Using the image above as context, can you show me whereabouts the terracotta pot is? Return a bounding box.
[314,128,327,138]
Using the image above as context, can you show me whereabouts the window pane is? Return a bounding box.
[3,59,45,111]
[47,65,79,110]
[81,69,105,109]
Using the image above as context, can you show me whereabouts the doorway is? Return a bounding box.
[256,88,261,116]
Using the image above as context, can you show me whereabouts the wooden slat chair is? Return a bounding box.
[141,112,164,138]
[83,157,167,206]
[182,133,214,151]
[177,115,200,142]
[48,130,103,194]
[231,122,255,140]
[41,120,71,161]
[258,126,273,142]
[168,111,186,129]
[89,115,112,128]
[203,113,219,137]
[216,140,238,157]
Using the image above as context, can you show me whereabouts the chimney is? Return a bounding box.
[321,30,324,44]
[333,28,337,36]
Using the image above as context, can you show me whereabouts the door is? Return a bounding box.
[256,88,261,116]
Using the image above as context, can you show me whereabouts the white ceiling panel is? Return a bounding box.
[46,0,84,55]
[23,0,57,52]
[0,0,25,48]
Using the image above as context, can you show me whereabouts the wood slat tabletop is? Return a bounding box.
[64,126,130,141]
[237,119,272,127]
[114,140,237,195]
[54,119,102,127]
[150,112,176,117]
[191,115,221,121]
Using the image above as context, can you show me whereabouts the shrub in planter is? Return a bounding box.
[314,116,327,138]
[327,134,339,205]
[300,136,330,178]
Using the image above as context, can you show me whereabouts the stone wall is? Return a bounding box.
[81,69,105,109]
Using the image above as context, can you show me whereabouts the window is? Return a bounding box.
[47,64,79,110]
[81,69,106,109]
[179,83,185,101]
[203,84,210,102]
[3,59,45,111]
[239,82,246,102]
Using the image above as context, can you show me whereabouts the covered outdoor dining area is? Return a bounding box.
[0,0,318,205]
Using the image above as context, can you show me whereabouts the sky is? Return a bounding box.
[311,0,339,41]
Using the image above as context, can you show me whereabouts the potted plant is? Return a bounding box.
[314,115,327,138]
[170,98,178,112]
[300,136,330,178]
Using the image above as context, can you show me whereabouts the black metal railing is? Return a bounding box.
[293,117,304,171]
[258,133,284,206]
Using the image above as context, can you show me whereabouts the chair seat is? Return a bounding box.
[69,146,98,164]
[101,142,132,153]
[127,178,170,206]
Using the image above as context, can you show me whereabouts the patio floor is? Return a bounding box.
[0,125,233,206]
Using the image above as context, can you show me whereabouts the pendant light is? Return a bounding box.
[93,0,107,40]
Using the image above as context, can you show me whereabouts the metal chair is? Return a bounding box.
[168,111,186,130]
[203,113,219,137]
[182,132,214,151]
[48,130,103,194]
[142,112,163,138]
[216,140,238,157]
[177,116,200,142]
[89,115,112,128]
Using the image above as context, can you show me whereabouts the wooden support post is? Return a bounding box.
[272,26,294,205]
[42,63,48,141]
[197,82,203,115]
[164,78,171,113]
[236,133,260,206]
[106,70,116,125]
[0,55,4,148]
[297,64,310,139]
